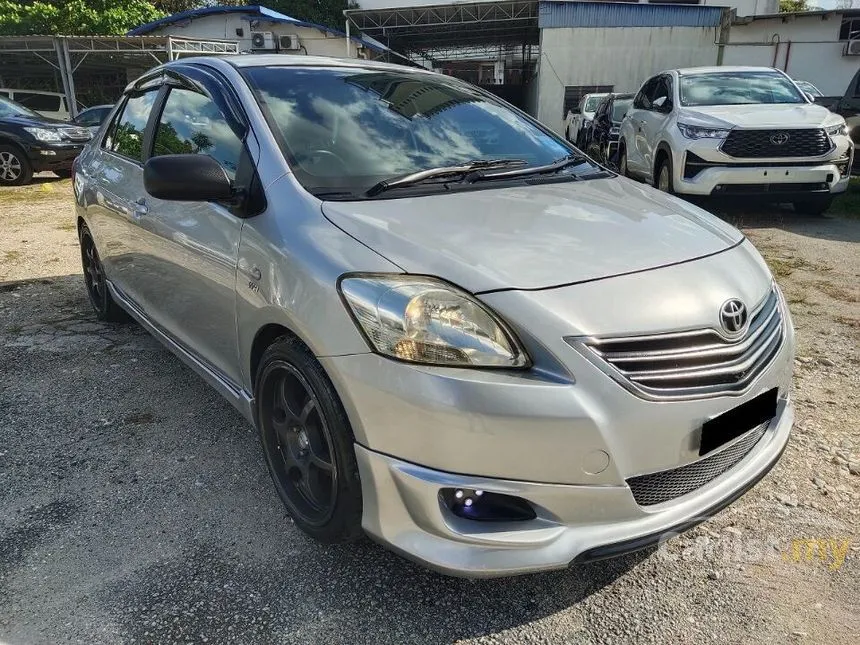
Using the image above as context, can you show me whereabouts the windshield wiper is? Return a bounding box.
[365,159,526,197]
[473,154,589,182]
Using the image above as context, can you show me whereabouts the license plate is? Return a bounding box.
[699,388,778,456]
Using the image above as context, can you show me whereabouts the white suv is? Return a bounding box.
[618,67,853,215]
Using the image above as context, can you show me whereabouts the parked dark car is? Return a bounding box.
[814,68,860,153]
[0,95,91,185]
[585,93,633,168]
[73,104,114,134]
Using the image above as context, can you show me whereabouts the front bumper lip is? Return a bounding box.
[355,397,793,578]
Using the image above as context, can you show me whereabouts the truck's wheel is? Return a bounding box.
[793,196,833,216]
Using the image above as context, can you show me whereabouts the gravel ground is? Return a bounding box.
[1,177,858,644]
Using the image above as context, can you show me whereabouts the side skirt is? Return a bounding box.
[108,280,256,426]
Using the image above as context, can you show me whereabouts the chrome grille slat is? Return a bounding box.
[570,289,784,400]
[627,422,769,506]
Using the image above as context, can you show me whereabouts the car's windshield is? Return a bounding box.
[679,71,806,106]
[242,66,575,197]
[584,96,603,112]
[611,99,632,123]
[0,95,41,119]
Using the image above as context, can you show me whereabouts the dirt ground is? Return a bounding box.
[0,176,858,644]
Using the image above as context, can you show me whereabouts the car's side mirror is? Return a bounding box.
[804,92,817,103]
[144,154,233,203]
[652,96,667,109]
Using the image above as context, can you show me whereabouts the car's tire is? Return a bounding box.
[655,154,674,194]
[0,144,33,186]
[255,336,363,544]
[78,223,130,323]
[793,196,833,216]
[618,144,630,178]
[54,169,72,179]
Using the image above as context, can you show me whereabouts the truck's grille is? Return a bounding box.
[569,289,784,400]
[721,129,831,158]
[627,422,768,506]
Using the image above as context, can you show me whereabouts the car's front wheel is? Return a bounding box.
[793,196,833,216]
[618,144,629,178]
[655,156,674,194]
[0,144,33,186]
[255,337,363,544]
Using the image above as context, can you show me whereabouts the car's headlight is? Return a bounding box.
[23,127,63,142]
[825,122,848,137]
[339,274,529,368]
[677,123,731,140]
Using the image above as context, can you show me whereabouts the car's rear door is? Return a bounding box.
[626,77,656,176]
[84,86,161,304]
[131,73,250,386]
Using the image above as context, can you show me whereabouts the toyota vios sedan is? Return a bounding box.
[72,56,794,577]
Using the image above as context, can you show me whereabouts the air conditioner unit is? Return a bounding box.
[250,31,276,50]
[278,34,300,51]
[846,39,860,56]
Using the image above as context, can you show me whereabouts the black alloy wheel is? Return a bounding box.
[256,337,363,543]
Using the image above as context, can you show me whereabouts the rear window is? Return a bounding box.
[584,96,603,112]
[679,72,805,107]
[15,92,62,112]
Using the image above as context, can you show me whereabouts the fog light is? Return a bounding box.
[441,488,536,522]
[40,150,57,156]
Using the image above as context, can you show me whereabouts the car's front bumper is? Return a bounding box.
[27,143,85,171]
[354,396,791,577]
[672,137,853,197]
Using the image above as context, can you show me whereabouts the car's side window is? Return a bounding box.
[633,78,657,110]
[104,91,158,163]
[151,87,243,180]
[654,76,673,112]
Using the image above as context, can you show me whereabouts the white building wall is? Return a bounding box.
[146,14,356,58]
[724,14,858,95]
[537,26,720,133]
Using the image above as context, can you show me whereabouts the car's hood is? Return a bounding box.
[0,114,68,128]
[322,178,743,293]
[678,103,839,129]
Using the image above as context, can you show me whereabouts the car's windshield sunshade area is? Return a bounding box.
[241,66,571,196]
[679,72,805,107]
[0,96,40,119]
[611,99,632,123]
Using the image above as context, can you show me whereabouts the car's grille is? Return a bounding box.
[570,288,784,400]
[60,126,91,142]
[721,129,831,158]
[627,422,768,506]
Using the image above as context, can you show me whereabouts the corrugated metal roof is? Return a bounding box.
[128,4,388,52]
[539,2,724,29]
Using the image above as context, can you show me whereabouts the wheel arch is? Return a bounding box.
[654,141,673,176]
[250,322,307,389]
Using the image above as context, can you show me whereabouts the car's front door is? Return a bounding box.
[132,80,251,386]
[636,75,673,182]
[627,77,657,176]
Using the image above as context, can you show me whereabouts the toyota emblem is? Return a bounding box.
[720,299,748,335]
[770,132,790,146]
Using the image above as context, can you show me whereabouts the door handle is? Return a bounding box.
[133,197,148,217]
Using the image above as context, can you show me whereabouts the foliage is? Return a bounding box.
[265,0,354,31]
[0,0,165,36]
[779,0,809,12]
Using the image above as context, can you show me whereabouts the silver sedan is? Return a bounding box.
[72,55,794,577]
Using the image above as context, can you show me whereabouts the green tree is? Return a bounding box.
[265,0,353,31]
[0,0,165,35]
[779,0,809,11]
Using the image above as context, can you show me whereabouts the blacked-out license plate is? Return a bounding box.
[699,388,778,456]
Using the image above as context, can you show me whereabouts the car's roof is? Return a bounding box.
[219,54,427,74]
[674,66,781,76]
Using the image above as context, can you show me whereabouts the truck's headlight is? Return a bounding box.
[339,275,529,368]
[825,122,848,137]
[23,127,63,142]
[677,123,731,140]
